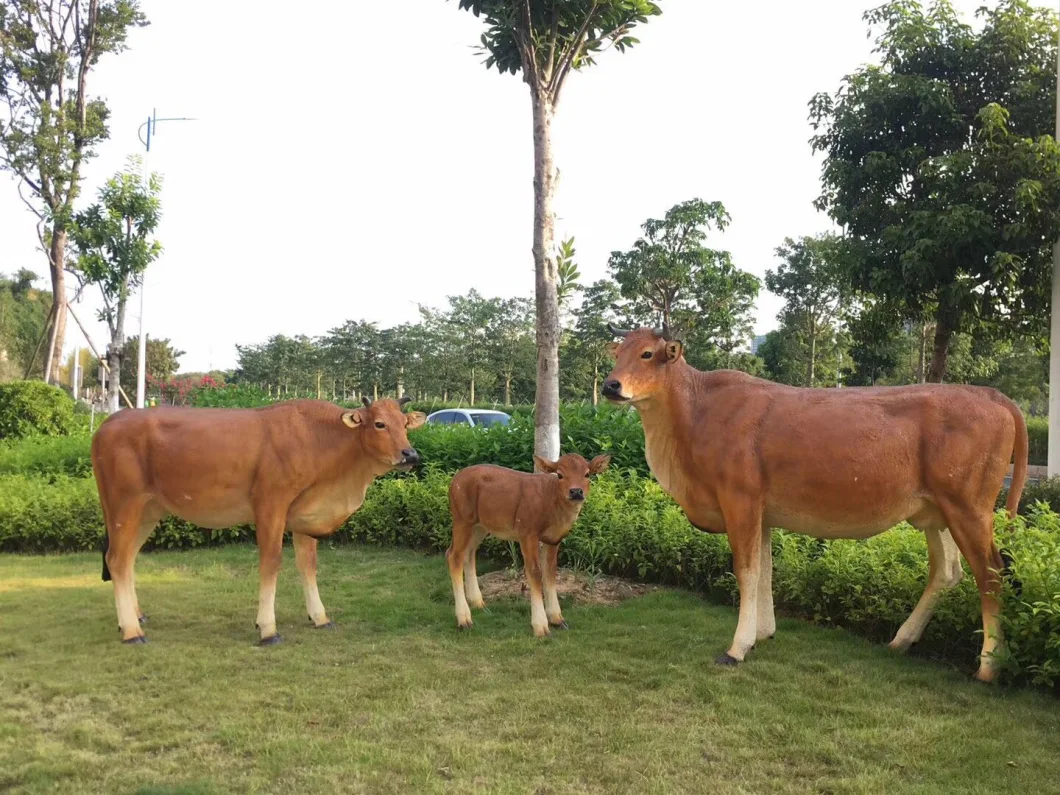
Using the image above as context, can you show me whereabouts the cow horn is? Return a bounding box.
[397,396,412,407]
[653,327,671,340]
[607,323,631,338]
[361,396,372,408]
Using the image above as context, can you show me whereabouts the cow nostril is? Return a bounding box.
[604,380,621,392]
[402,448,419,460]
[569,488,584,499]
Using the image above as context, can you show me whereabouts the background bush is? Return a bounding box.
[0,381,78,441]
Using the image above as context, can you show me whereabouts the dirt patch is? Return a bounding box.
[478,567,659,606]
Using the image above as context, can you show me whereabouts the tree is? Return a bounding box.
[0,0,148,384]
[566,278,620,404]
[765,235,847,387]
[555,236,581,309]
[684,251,759,370]
[452,0,661,461]
[119,335,182,395]
[447,290,501,405]
[487,296,534,405]
[844,300,909,387]
[608,198,731,335]
[810,0,1060,382]
[0,269,52,380]
[70,158,162,411]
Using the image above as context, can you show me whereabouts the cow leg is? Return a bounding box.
[756,526,775,641]
[254,508,287,645]
[293,533,332,628]
[520,537,550,638]
[464,526,488,610]
[447,521,474,629]
[540,543,566,628]
[105,501,150,643]
[889,528,963,651]
[129,503,165,626]
[938,505,1005,683]
[718,502,764,665]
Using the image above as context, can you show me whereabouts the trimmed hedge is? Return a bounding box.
[0,381,79,441]
[2,468,1058,687]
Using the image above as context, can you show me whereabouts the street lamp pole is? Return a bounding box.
[134,109,196,409]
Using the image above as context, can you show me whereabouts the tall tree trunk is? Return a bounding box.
[504,372,511,406]
[43,227,68,384]
[373,382,379,402]
[106,293,127,413]
[316,371,322,399]
[806,332,816,388]
[531,91,560,465]
[592,359,599,407]
[397,366,405,399]
[927,313,954,383]
[470,366,476,405]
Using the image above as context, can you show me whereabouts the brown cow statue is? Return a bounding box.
[602,326,1027,683]
[446,453,611,636]
[92,396,425,645]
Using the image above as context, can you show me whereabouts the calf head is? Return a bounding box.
[532,452,612,505]
[341,396,426,471]
[602,326,684,404]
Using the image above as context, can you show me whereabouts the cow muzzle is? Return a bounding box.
[568,487,585,502]
[396,448,421,469]
[601,379,629,402]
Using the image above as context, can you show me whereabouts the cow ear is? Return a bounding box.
[607,342,621,357]
[588,454,612,475]
[533,454,558,474]
[341,410,365,428]
[405,411,426,430]
[664,340,684,363]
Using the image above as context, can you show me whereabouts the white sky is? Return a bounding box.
[0,0,1050,373]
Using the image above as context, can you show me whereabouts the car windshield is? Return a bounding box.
[471,413,509,427]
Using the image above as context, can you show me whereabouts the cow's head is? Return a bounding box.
[341,397,425,471]
[601,325,684,404]
[532,452,611,505]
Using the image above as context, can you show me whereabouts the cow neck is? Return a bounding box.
[634,361,701,498]
[335,425,390,484]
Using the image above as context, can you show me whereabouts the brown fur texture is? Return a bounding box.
[603,328,1027,682]
[92,398,425,644]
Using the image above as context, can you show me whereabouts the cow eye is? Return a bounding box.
[374,421,386,429]
[556,472,564,479]
[641,351,653,359]
[584,471,590,477]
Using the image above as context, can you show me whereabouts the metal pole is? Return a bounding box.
[135,113,152,409]
[1050,15,1060,477]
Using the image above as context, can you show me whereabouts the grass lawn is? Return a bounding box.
[1,546,1058,795]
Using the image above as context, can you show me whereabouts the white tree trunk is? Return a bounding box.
[531,92,560,465]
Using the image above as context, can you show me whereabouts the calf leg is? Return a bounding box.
[254,507,287,645]
[447,521,474,629]
[889,528,963,651]
[540,543,566,628]
[719,501,764,664]
[293,533,332,628]
[756,526,775,641]
[938,504,1005,683]
[464,526,488,610]
[520,537,549,638]
[129,503,165,626]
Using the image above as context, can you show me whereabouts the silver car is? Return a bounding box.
[425,408,511,428]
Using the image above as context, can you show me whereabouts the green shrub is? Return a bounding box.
[1027,416,1047,466]
[4,467,1058,687]
[0,381,78,441]
[0,435,93,478]
[997,476,1060,516]
[190,383,272,408]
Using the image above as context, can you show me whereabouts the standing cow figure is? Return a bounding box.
[603,326,1027,683]
[92,397,425,645]
[446,453,611,636]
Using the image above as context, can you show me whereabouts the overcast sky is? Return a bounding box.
[0,0,1051,373]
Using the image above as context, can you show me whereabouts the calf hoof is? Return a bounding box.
[259,634,283,647]
[470,600,486,610]
[456,621,474,631]
[138,615,148,625]
[533,627,551,639]
[122,636,148,645]
[312,621,336,630]
[549,620,569,630]
[715,652,740,667]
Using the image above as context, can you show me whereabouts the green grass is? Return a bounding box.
[1,547,1058,795]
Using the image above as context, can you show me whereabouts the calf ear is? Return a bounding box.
[589,454,612,474]
[341,410,365,428]
[665,340,684,363]
[533,454,558,474]
[405,411,426,430]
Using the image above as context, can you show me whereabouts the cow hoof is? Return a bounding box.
[138,615,148,625]
[259,634,282,646]
[122,636,148,645]
[715,652,740,666]
[312,621,335,630]
[550,620,569,630]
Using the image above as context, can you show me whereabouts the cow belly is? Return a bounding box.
[164,499,255,530]
[765,498,932,539]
